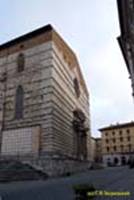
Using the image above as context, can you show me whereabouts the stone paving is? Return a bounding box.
[0,166,133,199]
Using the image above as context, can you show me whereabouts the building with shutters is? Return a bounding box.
[0,24,91,176]
[99,122,134,166]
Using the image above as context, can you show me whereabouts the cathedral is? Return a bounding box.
[0,24,91,176]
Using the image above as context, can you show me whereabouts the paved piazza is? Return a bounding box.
[0,167,133,199]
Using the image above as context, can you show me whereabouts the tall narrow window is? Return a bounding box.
[15,85,24,119]
[107,147,110,152]
[17,53,25,72]
[112,131,115,136]
[127,129,130,134]
[119,130,122,135]
[105,132,108,136]
[106,139,109,143]
[73,78,80,98]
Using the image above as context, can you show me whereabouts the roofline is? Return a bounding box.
[0,24,52,51]
[117,36,130,74]
[117,0,131,74]
[117,0,128,37]
[99,121,134,132]
[0,24,89,96]
[91,137,101,141]
[117,0,124,35]
[91,137,95,140]
[95,138,101,141]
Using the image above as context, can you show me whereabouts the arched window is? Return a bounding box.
[73,78,80,98]
[17,53,25,72]
[15,85,24,119]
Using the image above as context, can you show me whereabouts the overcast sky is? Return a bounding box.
[1,0,134,137]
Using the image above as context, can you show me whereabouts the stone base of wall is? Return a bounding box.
[0,153,91,177]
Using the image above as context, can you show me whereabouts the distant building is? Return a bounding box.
[0,24,91,176]
[99,122,134,166]
[117,0,134,97]
[90,137,96,162]
[90,137,102,163]
[95,138,102,163]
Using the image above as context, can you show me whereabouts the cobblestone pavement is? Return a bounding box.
[0,166,133,200]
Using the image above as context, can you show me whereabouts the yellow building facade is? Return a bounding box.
[99,122,134,166]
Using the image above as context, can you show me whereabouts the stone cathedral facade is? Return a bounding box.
[0,25,91,176]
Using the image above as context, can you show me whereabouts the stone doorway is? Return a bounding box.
[73,109,89,160]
